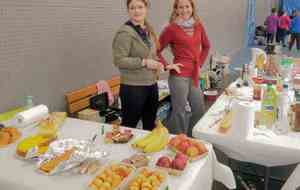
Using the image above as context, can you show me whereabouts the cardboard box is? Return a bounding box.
[78,109,103,123]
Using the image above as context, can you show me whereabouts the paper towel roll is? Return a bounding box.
[230,101,255,139]
[16,105,49,127]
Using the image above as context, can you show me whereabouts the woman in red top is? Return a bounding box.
[278,11,291,47]
[157,0,210,136]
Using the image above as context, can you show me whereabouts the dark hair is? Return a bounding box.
[271,8,276,14]
[126,0,159,49]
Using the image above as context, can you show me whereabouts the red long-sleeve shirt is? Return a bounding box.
[157,22,210,86]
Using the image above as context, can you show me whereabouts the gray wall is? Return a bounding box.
[0,0,250,112]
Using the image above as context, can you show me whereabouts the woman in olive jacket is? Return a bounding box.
[112,0,163,130]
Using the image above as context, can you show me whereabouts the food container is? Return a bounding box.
[168,136,209,162]
[292,103,300,132]
[204,90,219,102]
[155,154,188,176]
[88,162,135,190]
[122,167,168,190]
[122,154,150,168]
[253,83,263,101]
[37,139,108,175]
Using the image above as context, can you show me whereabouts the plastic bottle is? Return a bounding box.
[260,84,278,128]
[275,84,290,134]
[25,96,34,109]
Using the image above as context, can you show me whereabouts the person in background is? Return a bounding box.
[157,0,210,136]
[290,9,297,20]
[276,11,283,43]
[289,10,300,52]
[112,0,163,130]
[264,8,278,44]
[278,11,291,47]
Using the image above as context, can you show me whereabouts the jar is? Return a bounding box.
[292,103,300,132]
[25,96,34,109]
[252,78,263,101]
[253,83,262,101]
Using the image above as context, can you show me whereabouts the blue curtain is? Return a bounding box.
[244,0,256,47]
[282,0,300,15]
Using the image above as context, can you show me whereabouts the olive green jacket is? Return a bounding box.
[112,25,158,86]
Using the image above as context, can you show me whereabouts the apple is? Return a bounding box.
[156,156,172,168]
[186,146,200,157]
[175,152,188,161]
[177,140,191,153]
[169,137,181,147]
[171,158,187,170]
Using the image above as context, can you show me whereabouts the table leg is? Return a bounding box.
[228,157,232,168]
[264,167,270,190]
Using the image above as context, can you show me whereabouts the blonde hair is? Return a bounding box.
[126,0,160,49]
[169,0,201,23]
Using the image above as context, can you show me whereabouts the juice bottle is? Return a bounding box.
[260,84,278,128]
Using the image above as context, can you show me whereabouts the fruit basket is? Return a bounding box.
[122,167,168,190]
[88,162,135,190]
[168,134,208,161]
[122,154,150,168]
[155,152,189,176]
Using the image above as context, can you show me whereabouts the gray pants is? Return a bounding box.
[167,75,204,136]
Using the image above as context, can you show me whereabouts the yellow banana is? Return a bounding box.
[143,127,169,153]
[132,127,162,149]
[219,111,233,129]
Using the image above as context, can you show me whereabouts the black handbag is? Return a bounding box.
[90,92,121,123]
[90,92,109,112]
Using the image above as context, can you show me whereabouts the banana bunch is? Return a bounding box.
[132,121,169,153]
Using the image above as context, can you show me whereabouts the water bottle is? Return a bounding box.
[275,84,290,134]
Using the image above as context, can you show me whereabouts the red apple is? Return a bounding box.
[177,140,191,153]
[175,152,188,161]
[156,156,172,168]
[171,158,187,170]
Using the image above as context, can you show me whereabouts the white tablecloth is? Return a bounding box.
[282,164,300,190]
[0,118,235,190]
[193,92,300,190]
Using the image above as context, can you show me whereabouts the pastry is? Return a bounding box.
[122,154,149,168]
[105,126,133,144]
[0,127,21,147]
[39,148,75,173]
